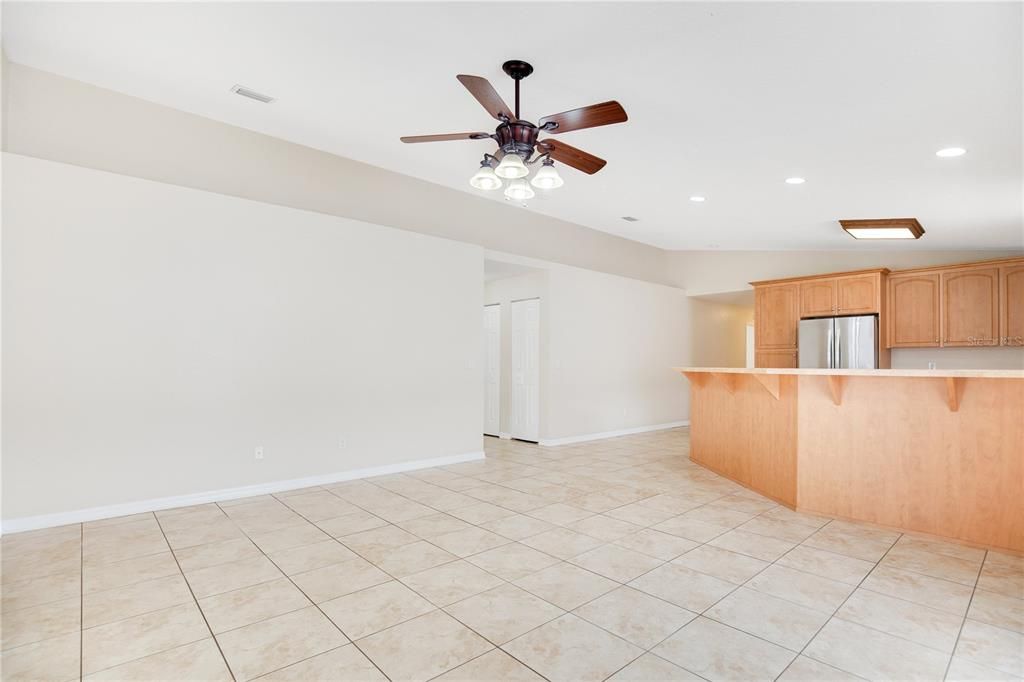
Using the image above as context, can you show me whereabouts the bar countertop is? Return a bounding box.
[673,366,1024,379]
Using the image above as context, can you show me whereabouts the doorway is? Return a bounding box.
[509,297,540,442]
[483,304,501,436]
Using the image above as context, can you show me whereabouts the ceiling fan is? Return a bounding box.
[400,60,627,202]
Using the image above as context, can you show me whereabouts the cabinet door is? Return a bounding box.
[1001,263,1024,347]
[837,274,880,314]
[799,279,836,318]
[755,350,798,368]
[942,267,999,347]
[755,284,799,349]
[888,273,940,347]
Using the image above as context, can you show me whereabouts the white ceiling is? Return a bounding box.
[3,2,1021,251]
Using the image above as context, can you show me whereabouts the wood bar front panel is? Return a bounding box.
[795,375,1024,552]
[689,374,798,506]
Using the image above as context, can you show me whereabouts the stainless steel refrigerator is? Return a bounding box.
[798,315,878,369]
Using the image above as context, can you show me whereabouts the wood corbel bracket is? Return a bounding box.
[826,375,844,406]
[713,372,741,394]
[944,377,965,412]
[751,374,781,400]
[683,371,709,388]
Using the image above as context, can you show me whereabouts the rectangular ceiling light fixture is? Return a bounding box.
[230,84,275,104]
[839,217,925,240]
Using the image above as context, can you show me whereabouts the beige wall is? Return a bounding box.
[2,153,485,523]
[688,300,753,368]
[1,59,673,287]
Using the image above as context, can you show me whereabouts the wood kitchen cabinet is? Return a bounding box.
[888,273,940,347]
[755,258,1023,356]
[755,350,798,368]
[942,266,999,346]
[799,273,881,318]
[1000,263,1024,346]
[755,284,799,350]
[835,274,880,314]
[799,280,835,317]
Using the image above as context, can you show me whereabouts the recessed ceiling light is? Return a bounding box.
[689,196,706,202]
[785,177,806,185]
[621,216,640,222]
[839,218,925,240]
[936,147,966,158]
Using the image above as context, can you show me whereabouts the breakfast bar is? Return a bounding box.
[675,367,1024,552]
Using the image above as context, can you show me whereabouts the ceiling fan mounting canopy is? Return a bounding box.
[400,60,626,181]
[502,60,534,81]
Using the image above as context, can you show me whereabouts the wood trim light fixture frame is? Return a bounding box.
[840,218,925,240]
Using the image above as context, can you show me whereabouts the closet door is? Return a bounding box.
[509,298,540,442]
[483,304,501,436]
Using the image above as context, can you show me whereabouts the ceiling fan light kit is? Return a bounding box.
[401,60,627,202]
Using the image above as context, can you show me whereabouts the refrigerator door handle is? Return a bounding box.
[833,321,841,368]
[826,322,835,369]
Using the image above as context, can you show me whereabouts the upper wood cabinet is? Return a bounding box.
[799,280,835,317]
[798,273,881,319]
[1001,263,1024,346]
[942,267,999,347]
[836,274,880,314]
[888,273,940,348]
[755,283,799,350]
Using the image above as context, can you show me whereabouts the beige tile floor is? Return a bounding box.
[2,428,1022,681]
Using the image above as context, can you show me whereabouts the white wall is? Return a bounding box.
[2,154,484,523]
[542,265,691,443]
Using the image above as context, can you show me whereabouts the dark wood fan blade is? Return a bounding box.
[536,139,607,174]
[400,132,492,143]
[456,75,516,122]
[538,101,627,134]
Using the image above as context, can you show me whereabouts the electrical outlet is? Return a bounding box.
[338,438,347,450]
[928,361,937,370]
[254,446,264,461]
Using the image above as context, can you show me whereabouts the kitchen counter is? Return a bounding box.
[675,367,1023,552]
[674,367,1024,378]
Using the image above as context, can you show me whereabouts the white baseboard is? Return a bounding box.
[539,421,689,447]
[0,450,485,535]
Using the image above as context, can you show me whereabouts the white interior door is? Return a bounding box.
[483,304,501,436]
[509,298,540,442]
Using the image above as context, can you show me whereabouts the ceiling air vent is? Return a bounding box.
[230,85,275,104]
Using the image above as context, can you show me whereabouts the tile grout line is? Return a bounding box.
[773,521,901,681]
[941,548,986,681]
[220,499,396,682]
[152,509,237,682]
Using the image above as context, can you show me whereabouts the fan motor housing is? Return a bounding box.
[496,121,538,158]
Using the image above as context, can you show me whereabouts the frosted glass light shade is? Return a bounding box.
[495,153,529,179]
[530,163,563,189]
[504,178,535,201]
[469,165,501,190]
